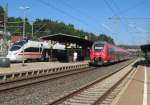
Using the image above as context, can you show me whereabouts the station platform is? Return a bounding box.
[0,61,89,83]
[111,61,150,105]
[0,61,89,74]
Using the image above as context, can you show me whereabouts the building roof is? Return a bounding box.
[40,33,93,47]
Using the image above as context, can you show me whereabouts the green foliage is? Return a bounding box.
[97,33,115,44]
[0,6,4,29]
[0,5,115,44]
[0,6,4,21]
[32,19,98,41]
[7,17,23,35]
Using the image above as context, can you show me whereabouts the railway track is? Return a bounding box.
[0,60,133,92]
[0,59,136,105]
[49,59,137,105]
[0,67,95,92]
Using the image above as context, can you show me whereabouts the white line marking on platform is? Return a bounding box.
[110,68,137,105]
[143,65,147,105]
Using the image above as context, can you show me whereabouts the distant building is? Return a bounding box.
[127,48,141,56]
[0,29,11,56]
[11,35,22,43]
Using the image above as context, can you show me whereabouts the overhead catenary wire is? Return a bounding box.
[117,0,146,15]
[33,24,47,35]
[105,0,132,28]
[103,0,137,45]
[56,0,116,35]
[6,19,49,36]
[38,0,90,27]
[102,0,125,36]
[7,0,115,36]
[103,0,118,16]
[105,0,149,44]
[35,0,103,34]
[57,0,99,23]
[0,0,49,38]
[111,0,149,35]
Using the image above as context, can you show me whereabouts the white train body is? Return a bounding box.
[7,39,65,62]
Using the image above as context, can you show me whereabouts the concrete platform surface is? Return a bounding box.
[0,61,89,74]
[111,63,150,105]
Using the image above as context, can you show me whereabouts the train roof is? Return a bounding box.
[94,41,128,53]
[93,41,105,45]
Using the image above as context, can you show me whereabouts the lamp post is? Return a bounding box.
[20,6,29,66]
[31,21,34,39]
[2,0,8,56]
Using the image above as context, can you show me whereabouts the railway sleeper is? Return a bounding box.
[65,98,95,104]
[62,101,91,105]
[71,96,98,101]
[77,94,102,98]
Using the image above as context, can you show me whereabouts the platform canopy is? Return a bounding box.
[40,33,93,47]
[141,43,150,53]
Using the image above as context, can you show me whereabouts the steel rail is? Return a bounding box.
[0,67,95,92]
[49,59,136,105]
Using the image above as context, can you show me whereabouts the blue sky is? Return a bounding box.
[0,0,150,45]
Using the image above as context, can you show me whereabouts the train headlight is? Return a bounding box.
[95,57,99,61]
[14,53,18,55]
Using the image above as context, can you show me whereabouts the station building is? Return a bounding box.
[40,33,93,62]
[141,43,150,61]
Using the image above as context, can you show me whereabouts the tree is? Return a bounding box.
[97,34,115,44]
[0,7,114,43]
[8,17,22,35]
[0,6,4,29]
[32,19,98,40]
[0,6,4,21]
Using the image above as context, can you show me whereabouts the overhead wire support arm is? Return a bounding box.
[37,0,101,32]
[2,0,8,56]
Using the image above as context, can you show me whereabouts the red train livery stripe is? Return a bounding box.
[18,53,41,56]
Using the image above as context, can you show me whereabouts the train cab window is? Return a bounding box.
[10,41,25,51]
[10,45,21,51]
[94,44,104,51]
[108,48,114,52]
[10,39,29,51]
[24,47,39,52]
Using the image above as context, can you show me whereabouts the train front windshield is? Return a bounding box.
[94,43,104,51]
[10,45,21,51]
[10,41,25,51]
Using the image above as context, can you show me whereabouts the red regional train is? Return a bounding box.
[89,41,130,65]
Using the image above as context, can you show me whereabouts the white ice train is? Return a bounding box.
[6,39,65,62]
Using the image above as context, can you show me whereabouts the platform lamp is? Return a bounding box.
[20,6,30,66]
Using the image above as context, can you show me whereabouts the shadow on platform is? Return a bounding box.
[132,60,150,67]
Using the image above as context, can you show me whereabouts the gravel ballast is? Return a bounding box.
[0,60,134,105]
